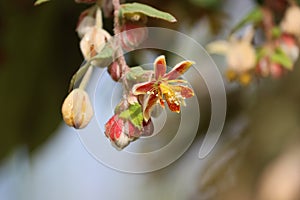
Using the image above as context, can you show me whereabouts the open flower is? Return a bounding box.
[207,28,256,74]
[280,5,300,38]
[132,56,194,121]
[206,28,256,84]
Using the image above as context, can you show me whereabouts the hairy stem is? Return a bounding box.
[112,0,130,77]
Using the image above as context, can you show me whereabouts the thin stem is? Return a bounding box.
[112,0,130,77]
[79,65,93,90]
[262,6,274,42]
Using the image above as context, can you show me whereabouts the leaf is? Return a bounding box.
[34,0,50,6]
[120,3,177,23]
[119,103,143,130]
[126,67,153,85]
[271,26,282,38]
[68,63,89,92]
[271,48,293,70]
[126,67,146,80]
[189,0,220,9]
[230,7,263,34]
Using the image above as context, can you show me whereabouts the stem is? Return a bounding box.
[112,0,130,76]
[79,65,93,90]
[262,6,274,42]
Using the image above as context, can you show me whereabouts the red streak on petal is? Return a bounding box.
[172,85,194,98]
[165,94,180,113]
[164,61,194,80]
[132,82,155,95]
[143,93,159,122]
[154,55,167,80]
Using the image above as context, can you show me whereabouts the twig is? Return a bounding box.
[112,0,130,77]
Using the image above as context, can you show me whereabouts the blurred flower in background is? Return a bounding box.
[0,0,300,200]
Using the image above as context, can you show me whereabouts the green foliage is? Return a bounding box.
[271,27,282,38]
[119,103,143,130]
[230,7,263,34]
[68,63,90,92]
[271,48,293,70]
[34,0,50,6]
[120,2,177,22]
[189,0,220,9]
[126,67,144,81]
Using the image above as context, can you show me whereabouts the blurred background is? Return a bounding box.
[0,0,300,200]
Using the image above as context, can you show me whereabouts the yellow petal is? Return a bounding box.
[206,40,229,55]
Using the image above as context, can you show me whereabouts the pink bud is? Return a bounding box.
[256,57,270,77]
[105,115,131,149]
[120,23,148,51]
[104,114,154,149]
[107,61,123,82]
[270,63,284,78]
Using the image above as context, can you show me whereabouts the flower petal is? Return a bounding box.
[171,85,194,98]
[164,60,194,80]
[206,40,229,54]
[132,81,155,95]
[142,93,159,122]
[154,55,167,80]
[165,93,180,113]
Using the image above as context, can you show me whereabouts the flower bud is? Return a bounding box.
[105,115,133,149]
[61,88,93,129]
[79,8,112,66]
[270,63,284,78]
[256,57,271,77]
[107,61,123,82]
[105,114,154,149]
[120,23,148,51]
[80,27,111,62]
[76,15,95,38]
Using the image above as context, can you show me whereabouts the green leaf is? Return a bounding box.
[34,0,50,6]
[271,26,282,38]
[256,47,267,61]
[68,63,89,92]
[126,67,146,80]
[120,3,177,22]
[126,67,153,85]
[189,0,220,8]
[119,103,143,130]
[271,48,293,70]
[230,7,263,34]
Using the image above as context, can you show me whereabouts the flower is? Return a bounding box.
[280,5,300,38]
[80,8,111,65]
[207,28,256,74]
[61,88,94,129]
[207,28,256,84]
[132,55,194,121]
